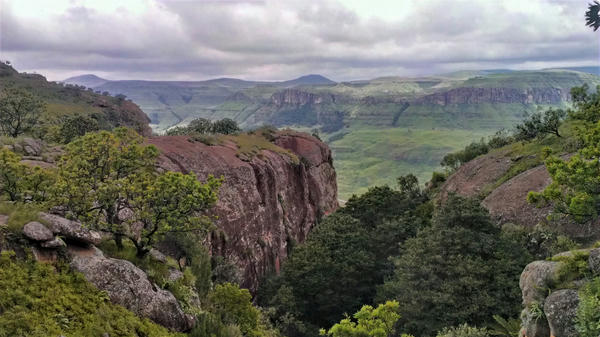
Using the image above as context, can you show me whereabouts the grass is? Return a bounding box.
[225,133,299,164]
[0,202,45,234]
[0,250,181,337]
[327,126,491,199]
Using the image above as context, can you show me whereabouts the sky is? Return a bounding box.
[0,0,598,81]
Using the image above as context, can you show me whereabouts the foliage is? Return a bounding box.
[0,86,45,137]
[207,283,278,337]
[50,128,221,257]
[166,117,240,136]
[435,324,489,337]
[0,251,180,337]
[0,202,44,233]
[0,148,54,202]
[550,250,592,288]
[59,114,100,143]
[319,301,409,337]
[488,315,521,337]
[441,139,489,170]
[575,277,600,337]
[501,223,579,260]
[528,118,600,228]
[514,109,566,141]
[163,232,213,297]
[569,84,600,123]
[586,1,600,31]
[259,177,430,332]
[377,195,530,337]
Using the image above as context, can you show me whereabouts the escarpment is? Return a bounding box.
[149,131,338,292]
[416,87,568,105]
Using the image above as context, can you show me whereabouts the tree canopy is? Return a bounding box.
[0,86,45,137]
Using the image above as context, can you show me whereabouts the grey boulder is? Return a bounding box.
[68,245,193,331]
[544,289,579,337]
[39,213,102,245]
[23,221,54,241]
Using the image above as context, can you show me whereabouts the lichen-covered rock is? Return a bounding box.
[544,289,579,337]
[149,130,338,291]
[21,138,44,156]
[589,248,600,275]
[520,260,560,306]
[520,309,550,337]
[39,213,102,245]
[22,221,54,241]
[68,245,193,331]
[40,237,66,248]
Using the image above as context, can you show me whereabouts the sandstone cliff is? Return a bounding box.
[149,131,338,291]
[416,87,568,105]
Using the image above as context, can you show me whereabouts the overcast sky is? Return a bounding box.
[0,0,598,81]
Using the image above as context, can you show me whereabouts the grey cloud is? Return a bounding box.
[0,0,597,81]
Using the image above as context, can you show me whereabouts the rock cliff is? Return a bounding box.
[148,130,338,291]
[416,87,568,106]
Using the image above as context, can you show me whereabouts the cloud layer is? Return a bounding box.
[1,0,598,81]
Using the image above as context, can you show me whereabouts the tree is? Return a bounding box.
[0,148,54,202]
[377,195,530,337]
[568,84,600,123]
[514,108,565,141]
[586,1,600,31]
[189,118,213,134]
[212,118,241,135]
[319,301,410,337]
[0,87,45,137]
[51,128,221,257]
[59,115,100,143]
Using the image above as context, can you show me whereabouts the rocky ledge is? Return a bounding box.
[149,130,338,292]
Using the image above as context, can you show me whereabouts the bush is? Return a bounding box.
[436,324,489,337]
[59,115,99,143]
[0,251,179,337]
[514,109,565,141]
[575,277,600,337]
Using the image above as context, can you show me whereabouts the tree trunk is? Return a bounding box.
[115,234,124,250]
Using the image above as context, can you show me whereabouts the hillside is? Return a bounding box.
[65,69,600,198]
[0,64,151,137]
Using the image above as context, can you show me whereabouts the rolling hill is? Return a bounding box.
[64,69,600,199]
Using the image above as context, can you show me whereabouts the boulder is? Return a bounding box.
[39,213,102,245]
[68,245,193,331]
[520,309,550,337]
[589,248,600,275]
[22,221,54,241]
[0,214,8,226]
[520,260,560,306]
[149,248,167,263]
[544,289,579,337]
[40,237,66,248]
[21,138,43,156]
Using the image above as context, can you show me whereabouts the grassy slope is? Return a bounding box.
[330,126,490,199]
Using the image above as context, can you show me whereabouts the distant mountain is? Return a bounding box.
[279,74,336,87]
[543,66,600,76]
[63,74,109,89]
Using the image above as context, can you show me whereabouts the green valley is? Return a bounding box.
[64,69,600,199]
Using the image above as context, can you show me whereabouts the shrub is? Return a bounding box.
[0,251,179,337]
[436,324,489,337]
[575,277,600,337]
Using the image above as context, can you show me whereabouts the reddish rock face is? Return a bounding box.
[148,131,338,291]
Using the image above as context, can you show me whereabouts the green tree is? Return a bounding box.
[319,301,410,337]
[51,128,221,257]
[377,195,530,337]
[586,1,600,31]
[212,118,241,135]
[528,120,600,227]
[59,115,100,143]
[514,108,565,141]
[0,148,54,202]
[0,86,45,137]
[189,118,214,134]
[575,277,600,337]
[568,84,600,123]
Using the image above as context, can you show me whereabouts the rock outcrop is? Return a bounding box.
[39,212,102,245]
[270,89,334,107]
[68,245,193,331]
[519,250,600,337]
[149,130,338,291]
[416,87,568,106]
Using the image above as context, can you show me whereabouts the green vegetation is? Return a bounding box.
[0,86,45,137]
[435,324,489,337]
[377,195,530,337]
[0,251,180,337]
[329,126,490,199]
[167,117,241,136]
[319,301,411,337]
[575,277,600,337]
[0,148,54,203]
[226,132,299,164]
[50,128,222,257]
